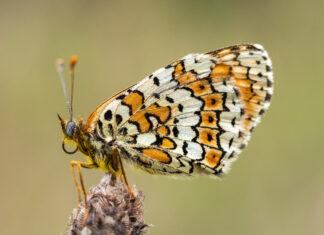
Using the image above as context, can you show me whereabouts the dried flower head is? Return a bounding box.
[67,174,149,235]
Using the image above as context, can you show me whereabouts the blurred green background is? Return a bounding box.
[1,0,324,234]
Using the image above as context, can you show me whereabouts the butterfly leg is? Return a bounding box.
[70,161,82,203]
[70,160,95,225]
[112,146,136,198]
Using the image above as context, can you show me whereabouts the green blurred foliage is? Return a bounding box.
[0,0,323,234]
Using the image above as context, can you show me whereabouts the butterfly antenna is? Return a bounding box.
[56,58,72,120]
[69,56,78,121]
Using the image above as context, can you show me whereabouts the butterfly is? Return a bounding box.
[57,44,273,221]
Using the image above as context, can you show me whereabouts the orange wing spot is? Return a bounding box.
[186,79,212,96]
[235,80,263,103]
[149,106,170,122]
[123,92,144,114]
[210,65,248,79]
[160,138,175,149]
[205,149,223,168]
[130,113,151,132]
[198,129,219,148]
[210,64,232,78]
[177,72,197,84]
[129,104,170,133]
[234,79,263,133]
[201,111,218,127]
[142,149,171,163]
[157,126,169,136]
[202,93,224,110]
[234,78,252,89]
[174,63,184,77]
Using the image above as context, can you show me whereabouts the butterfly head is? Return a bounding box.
[58,114,77,138]
[58,114,80,154]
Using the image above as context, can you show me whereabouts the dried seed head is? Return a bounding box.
[67,174,149,235]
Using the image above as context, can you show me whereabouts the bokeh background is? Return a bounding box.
[1,0,324,234]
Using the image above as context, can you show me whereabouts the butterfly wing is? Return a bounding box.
[94,44,273,176]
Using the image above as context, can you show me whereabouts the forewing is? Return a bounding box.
[96,44,273,176]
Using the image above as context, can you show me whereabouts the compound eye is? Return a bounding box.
[66,121,76,137]
[62,141,78,154]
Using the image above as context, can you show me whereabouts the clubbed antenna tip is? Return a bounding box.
[69,55,78,120]
[70,55,78,71]
[56,58,64,73]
